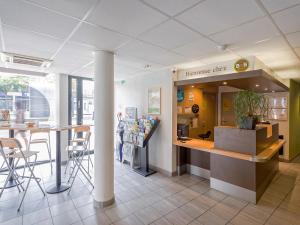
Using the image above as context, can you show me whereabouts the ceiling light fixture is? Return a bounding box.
[191,85,194,88]
[217,44,228,51]
[255,84,260,87]
[264,88,268,91]
[223,81,227,85]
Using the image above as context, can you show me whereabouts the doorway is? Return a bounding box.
[68,76,94,149]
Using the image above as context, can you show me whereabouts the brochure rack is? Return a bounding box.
[134,120,160,177]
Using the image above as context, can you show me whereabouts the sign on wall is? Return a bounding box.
[148,87,161,115]
[176,56,265,81]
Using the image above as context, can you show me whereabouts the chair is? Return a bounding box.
[64,125,93,175]
[28,128,52,174]
[198,131,211,140]
[66,131,94,193]
[0,141,24,199]
[0,138,45,211]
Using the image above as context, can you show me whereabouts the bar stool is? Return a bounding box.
[28,128,52,174]
[0,141,24,199]
[64,125,93,175]
[66,131,94,193]
[0,138,45,211]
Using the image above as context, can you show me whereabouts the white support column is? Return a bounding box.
[93,51,115,207]
[55,73,68,162]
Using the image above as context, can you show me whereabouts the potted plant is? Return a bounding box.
[233,90,268,130]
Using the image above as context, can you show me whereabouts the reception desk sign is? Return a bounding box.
[176,56,268,81]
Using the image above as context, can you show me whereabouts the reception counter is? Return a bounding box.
[174,124,285,203]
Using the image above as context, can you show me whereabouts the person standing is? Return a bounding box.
[15,101,28,148]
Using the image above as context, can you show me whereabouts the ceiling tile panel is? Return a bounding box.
[86,0,168,37]
[117,40,185,65]
[261,0,300,13]
[230,36,291,57]
[115,64,142,76]
[144,0,202,16]
[0,0,78,39]
[115,55,163,71]
[73,63,94,78]
[25,0,98,19]
[272,5,300,33]
[139,20,201,50]
[197,51,238,65]
[3,25,62,59]
[173,37,217,58]
[71,23,130,51]
[286,31,300,48]
[176,0,264,35]
[54,42,94,65]
[210,17,279,47]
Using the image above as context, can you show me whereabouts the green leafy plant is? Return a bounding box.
[234,90,268,129]
[0,76,28,93]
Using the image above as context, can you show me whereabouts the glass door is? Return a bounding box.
[68,76,94,149]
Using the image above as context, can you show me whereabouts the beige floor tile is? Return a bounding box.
[152,199,177,216]
[240,203,272,224]
[196,211,228,225]
[77,202,105,220]
[105,204,131,222]
[50,200,75,217]
[203,189,227,202]
[221,196,248,210]
[193,195,217,209]
[52,209,81,225]
[167,193,191,208]
[1,217,23,225]
[23,208,52,225]
[151,217,173,225]
[230,212,262,225]
[209,202,239,221]
[165,208,194,225]
[82,212,112,225]
[189,182,210,194]
[265,208,300,225]
[134,206,162,224]
[180,201,206,219]
[113,214,143,225]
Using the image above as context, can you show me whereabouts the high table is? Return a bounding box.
[0,124,80,193]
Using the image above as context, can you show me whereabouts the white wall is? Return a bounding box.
[115,69,175,174]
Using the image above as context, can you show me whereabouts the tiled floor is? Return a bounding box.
[1,156,300,225]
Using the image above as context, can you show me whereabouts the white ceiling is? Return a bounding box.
[0,0,299,80]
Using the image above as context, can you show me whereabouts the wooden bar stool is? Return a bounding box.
[28,127,52,174]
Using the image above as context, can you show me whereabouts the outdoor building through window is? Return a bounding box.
[0,72,56,163]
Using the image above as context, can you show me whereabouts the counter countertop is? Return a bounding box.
[173,138,285,163]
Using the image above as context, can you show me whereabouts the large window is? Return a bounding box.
[0,73,56,163]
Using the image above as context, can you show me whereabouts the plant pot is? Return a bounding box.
[239,116,258,130]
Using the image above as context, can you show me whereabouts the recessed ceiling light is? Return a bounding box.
[223,81,227,85]
[255,84,260,87]
[264,88,268,91]
[191,85,194,88]
[272,90,275,93]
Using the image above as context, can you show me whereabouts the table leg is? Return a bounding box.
[46,130,70,194]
